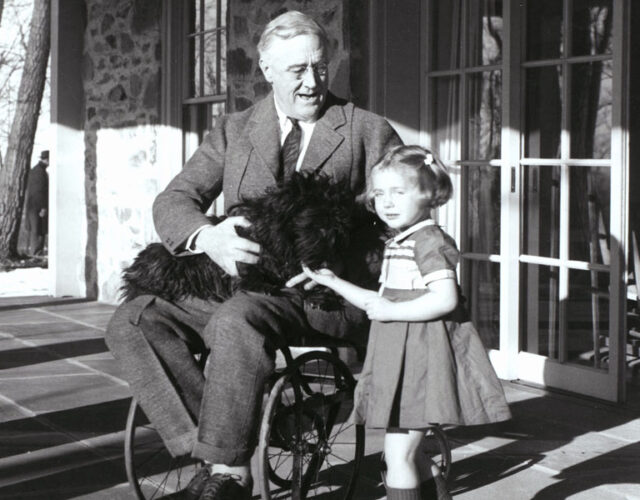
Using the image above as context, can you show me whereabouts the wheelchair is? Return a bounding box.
[123,331,453,499]
[124,332,366,500]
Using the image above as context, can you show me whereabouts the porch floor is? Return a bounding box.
[0,300,639,499]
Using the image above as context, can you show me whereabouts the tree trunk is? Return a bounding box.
[0,0,50,259]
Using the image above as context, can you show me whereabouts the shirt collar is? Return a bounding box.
[274,96,317,131]
[387,219,436,244]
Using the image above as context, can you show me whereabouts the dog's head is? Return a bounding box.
[232,173,383,301]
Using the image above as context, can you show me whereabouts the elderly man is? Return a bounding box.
[106,10,400,500]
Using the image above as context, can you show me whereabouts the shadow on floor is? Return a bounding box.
[1,398,132,459]
[445,391,640,497]
[530,441,640,499]
[0,458,129,500]
[0,338,108,369]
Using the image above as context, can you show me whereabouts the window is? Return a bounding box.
[424,0,627,401]
[427,0,504,349]
[183,0,227,149]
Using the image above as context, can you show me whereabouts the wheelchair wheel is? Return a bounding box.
[425,425,452,480]
[258,351,365,499]
[124,398,201,499]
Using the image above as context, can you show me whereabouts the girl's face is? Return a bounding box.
[371,168,428,230]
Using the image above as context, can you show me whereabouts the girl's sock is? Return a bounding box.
[420,479,436,498]
[386,486,422,500]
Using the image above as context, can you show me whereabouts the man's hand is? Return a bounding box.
[195,216,260,276]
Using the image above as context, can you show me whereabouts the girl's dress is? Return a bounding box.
[352,219,511,429]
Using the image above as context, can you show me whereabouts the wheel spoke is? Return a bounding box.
[259,352,363,500]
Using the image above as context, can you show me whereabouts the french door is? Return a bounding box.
[423,0,629,401]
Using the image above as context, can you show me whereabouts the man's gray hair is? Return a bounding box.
[257,10,329,57]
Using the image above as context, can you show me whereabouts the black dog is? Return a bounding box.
[120,174,386,310]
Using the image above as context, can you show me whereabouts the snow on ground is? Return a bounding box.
[0,267,49,297]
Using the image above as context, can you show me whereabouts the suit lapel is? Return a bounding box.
[300,100,346,174]
[248,94,280,180]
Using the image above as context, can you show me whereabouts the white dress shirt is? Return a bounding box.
[186,96,316,252]
[273,97,316,171]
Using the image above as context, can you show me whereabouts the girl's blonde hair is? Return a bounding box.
[364,145,453,210]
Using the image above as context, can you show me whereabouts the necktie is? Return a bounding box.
[280,118,301,181]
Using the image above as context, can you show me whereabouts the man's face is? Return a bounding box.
[259,34,329,123]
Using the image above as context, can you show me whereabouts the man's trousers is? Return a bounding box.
[105,290,362,465]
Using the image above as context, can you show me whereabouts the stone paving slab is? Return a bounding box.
[0,308,68,325]
[0,417,77,460]
[0,301,639,499]
[0,321,105,341]
[0,374,130,414]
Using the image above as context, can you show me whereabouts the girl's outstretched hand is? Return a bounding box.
[363,296,395,321]
[301,265,337,288]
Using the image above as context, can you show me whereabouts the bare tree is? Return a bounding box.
[0,0,49,258]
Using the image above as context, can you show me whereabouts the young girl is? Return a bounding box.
[302,145,511,500]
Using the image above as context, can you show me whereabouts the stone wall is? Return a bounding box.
[82,0,164,302]
[80,0,370,303]
[227,0,351,112]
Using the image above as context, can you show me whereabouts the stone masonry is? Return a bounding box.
[82,0,163,302]
[80,0,358,303]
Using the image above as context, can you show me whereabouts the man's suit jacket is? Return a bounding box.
[153,92,401,254]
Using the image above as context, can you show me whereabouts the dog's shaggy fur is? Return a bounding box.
[120,174,385,310]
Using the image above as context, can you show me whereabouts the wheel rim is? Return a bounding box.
[125,399,200,499]
[259,352,364,499]
[428,426,451,480]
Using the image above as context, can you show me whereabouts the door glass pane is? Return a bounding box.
[430,0,462,70]
[567,269,609,370]
[466,0,503,66]
[466,71,501,160]
[203,32,219,95]
[432,76,460,159]
[569,166,610,263]
[220,29,227,92]
[524,66,562,158]
[204,0,218,31]
[571,0,613,56]
[522,165,561,258]
[188,36,201,97]
[570,61,612,159]
[526,0,563,61]
[211,102,225,126]
[221,0,227,26]
[521,263,560,358]
[461,261,500,349]
[463,165,501,254]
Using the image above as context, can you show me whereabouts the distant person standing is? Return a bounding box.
[23,150,49,257]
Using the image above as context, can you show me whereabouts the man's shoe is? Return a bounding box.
[184,465,211,500]
[199,473,251,500]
